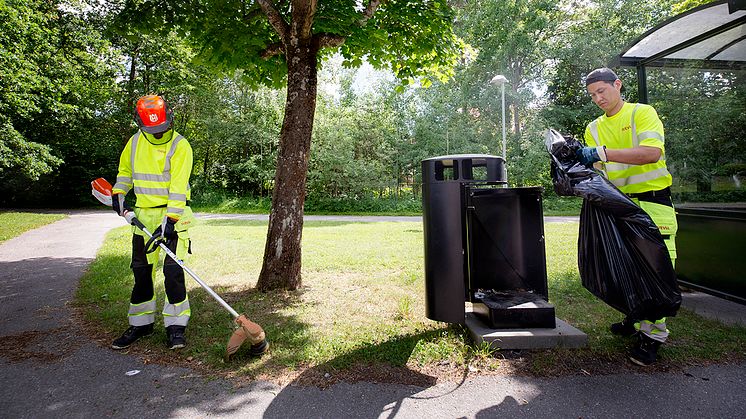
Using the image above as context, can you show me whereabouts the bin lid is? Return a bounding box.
[422,154,502,162]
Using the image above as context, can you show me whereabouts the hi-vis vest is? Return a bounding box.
[112,130,193,219]
[584,102,672,194]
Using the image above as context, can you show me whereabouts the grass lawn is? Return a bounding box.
[0,212,67,243]
[76,219,746,384]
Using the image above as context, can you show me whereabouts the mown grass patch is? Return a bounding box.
[76,218,746,384]
[0,211,67,243]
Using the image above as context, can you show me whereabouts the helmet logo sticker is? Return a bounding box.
[149,114,159,122]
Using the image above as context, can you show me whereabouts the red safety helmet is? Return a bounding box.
[134,95,173,134]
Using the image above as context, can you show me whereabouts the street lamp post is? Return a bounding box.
[490,74,508,160]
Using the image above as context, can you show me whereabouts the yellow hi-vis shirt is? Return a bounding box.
[112,130,193,220]
[584,102,672,194]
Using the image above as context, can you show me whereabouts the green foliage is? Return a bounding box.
[0,119,62,182]
[1,0,742,210]
[542,195,583,215]
[190,188,272,214]
[115,0,462,89]
[0,0,123,206]
[309,72,404,200]
[673,190,746,204]
[671,0,713,13]
[651,68,746,192]
[340,0,464,86]
[542,0,678,136]
[304,196,422,214]
[186,76,283,196]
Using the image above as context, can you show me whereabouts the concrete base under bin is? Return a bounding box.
[465,312,588,350]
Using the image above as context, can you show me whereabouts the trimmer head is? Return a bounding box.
[226,315,269,359]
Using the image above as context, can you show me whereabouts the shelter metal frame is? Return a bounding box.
[610,0,746,103]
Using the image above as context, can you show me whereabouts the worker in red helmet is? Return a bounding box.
[110,95,195,350]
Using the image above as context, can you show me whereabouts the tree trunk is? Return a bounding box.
[126,45,139,106]
[256,41,317,291]
[202,146,210,185]
[510,84,521,139]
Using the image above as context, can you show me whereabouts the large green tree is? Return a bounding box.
[0,0,121,205]
[115,0,462,290]
[542,0,678,135]
[457,0,564,140]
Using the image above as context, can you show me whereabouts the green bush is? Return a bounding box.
[673,190,746,204]
[190,189,271,213]
[304,196,422,214]
[542,195,582,215]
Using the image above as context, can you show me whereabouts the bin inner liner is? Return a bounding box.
[545,129,681,320]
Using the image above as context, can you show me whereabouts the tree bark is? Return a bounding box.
[256,38,317,291]
[254,0,382,291]
[510,81,521,140]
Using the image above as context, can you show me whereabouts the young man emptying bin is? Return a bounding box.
[577,68,678,366]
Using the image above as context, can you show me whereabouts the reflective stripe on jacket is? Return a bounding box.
[112,130,193,219]
[585,103,672,194]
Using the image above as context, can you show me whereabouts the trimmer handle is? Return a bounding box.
[124,211,146,231]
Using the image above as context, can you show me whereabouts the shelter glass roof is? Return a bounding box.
[616,1,746,69]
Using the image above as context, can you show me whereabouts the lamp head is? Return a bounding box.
[490,74,508,85]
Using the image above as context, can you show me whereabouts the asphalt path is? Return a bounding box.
[0,210,744,418]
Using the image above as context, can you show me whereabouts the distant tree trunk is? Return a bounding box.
[256,37,317,291]
[696,177,712,193]
[126,45,139,106]
[202,146,210,184]
[510,84,521,140]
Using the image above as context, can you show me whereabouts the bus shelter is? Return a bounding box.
[611,0,746,304]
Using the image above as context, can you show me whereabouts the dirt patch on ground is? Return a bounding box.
[0,325,83,364]
[71,303,743,389]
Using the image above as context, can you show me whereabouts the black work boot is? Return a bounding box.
[629,334,662,366]
[112,324,154,350]
[166,325,187,350]
[610,318,637,337]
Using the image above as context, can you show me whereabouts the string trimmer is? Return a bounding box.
[91,178,268,359]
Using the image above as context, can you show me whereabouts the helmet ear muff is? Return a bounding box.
[165,106,173,126]
[134,105,146,129]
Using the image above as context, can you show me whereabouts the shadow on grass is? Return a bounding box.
[78,254,746,387]
[285,327,453,388]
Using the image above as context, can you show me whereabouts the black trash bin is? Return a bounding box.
[422,154,553,328]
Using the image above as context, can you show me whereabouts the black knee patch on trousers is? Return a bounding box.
[163,237,186,303]
[131,234,150,268]
[131,265,154,304]
[163,263,186,304]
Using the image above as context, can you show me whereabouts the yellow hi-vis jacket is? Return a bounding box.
[584,102,672,194]
[112,130,193,220]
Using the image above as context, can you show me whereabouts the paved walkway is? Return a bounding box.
[0,211,744,418]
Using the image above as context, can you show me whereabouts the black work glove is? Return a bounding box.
[112,193,125,216]
[146,216,178,253]
[153,216,178,241]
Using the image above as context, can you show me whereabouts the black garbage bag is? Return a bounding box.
[545,129,681,321]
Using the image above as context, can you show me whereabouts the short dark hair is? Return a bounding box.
[585,68,619,86]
